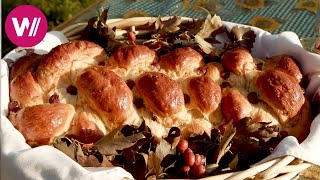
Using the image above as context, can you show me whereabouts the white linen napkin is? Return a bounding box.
[0,31,134,180]
[224,22,320,166]
[1,24,320,180]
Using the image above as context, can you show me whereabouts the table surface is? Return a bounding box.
[56,0,320,179]
[57,0,318,39]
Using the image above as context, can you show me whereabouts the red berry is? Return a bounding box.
[247,92,258,104]
[177,139,188,153]
[156,41,162,49]
[66,85,77,95]
[194,154,202,166]
[49,93,60,104]
[133,98,144,108]
[200,155,206,165]
[128,32,136,42]
[181,165,190,173]
[257,63,263,70]
[183,148,195,166]
[191,164,206,177]
[9,101,20,112]
[221,81,231,88]
[197,66,207,75]
[183,94,190,104]
[98,61,105,66]
[125,79,135,90]
[220,71,230,79]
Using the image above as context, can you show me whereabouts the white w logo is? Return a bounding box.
[12,17,41,37]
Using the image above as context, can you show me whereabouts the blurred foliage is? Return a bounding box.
[2,0,98,56]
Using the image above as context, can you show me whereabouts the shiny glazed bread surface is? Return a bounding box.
[8,40,311,145]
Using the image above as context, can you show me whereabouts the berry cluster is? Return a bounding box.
[176,139,207,178]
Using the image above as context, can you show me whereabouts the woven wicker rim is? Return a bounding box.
[61,16,312,180]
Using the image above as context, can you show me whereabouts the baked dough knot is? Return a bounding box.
[8,40,311,146]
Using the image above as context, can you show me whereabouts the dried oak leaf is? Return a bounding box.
[196,14,222,39]
[124,153,148,180]
[101,155,114,167]
[195,35,215,54]
[52,138,77,161]
[159,16,183,36]
[76,143,85,157]
[187,19,204,35]
[77,155,101,167]
[95,133,145,155]
[207,121,235,173]
[154,16,163,32]
[83,7,115,46]
[160,154,177,168]
[148,139,174,176]
[95,126,123,145]
[216,122,236,163]
[228,154,238,170]
[227,26,256,51]
[194,35,224,56]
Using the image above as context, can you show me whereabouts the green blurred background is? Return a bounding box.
[2,0,97,56]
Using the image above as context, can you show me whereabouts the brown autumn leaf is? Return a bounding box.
[77,155,101,167]
[154,16,163,32]
[228,26,256,51]
[228,154,239,170]
[95,133,145,155]
[159,16,183,35]
[76,143,85,157]
[95,126,122,146]
[124,153,148,180]
[52,138,76,161]
[101,155,113,167]
[196,13,222,39]
[195,35,216,54]
[148,152,157,175]
[148,139,174,176]
[187,19,204,35]
[96,6,108,26]
[160,154,177,168]
[215,121,236,164]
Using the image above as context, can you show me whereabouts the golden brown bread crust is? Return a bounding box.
[187,76,221,113]
[35,40,107,92]
[67,111,104,144]
[160,47,204,75]
[221,89,252,122]
[221,47,254,75]
[10,103,75,146]
[7,39,312,145]
[75,66,133,129]
[136,72,184,117]
[10,53,41,81]
[284,98,311,142]
[199,63,221,81]
[108,45,157,70]
[264,55,303,83]
[256,70,305,120]
[10,71,43,107]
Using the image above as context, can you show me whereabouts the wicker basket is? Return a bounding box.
[60,17,312,180]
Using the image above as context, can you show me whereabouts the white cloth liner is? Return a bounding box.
[1,23,320,179]
[1,31,134,180]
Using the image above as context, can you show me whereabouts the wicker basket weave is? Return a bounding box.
[61,17,312,180]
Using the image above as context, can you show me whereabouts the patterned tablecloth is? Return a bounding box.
[61,0,318,39]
